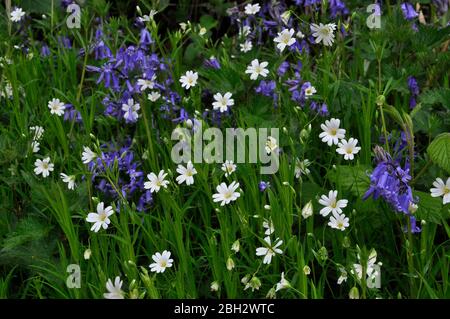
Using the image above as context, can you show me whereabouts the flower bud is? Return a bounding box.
[301,201,313,219]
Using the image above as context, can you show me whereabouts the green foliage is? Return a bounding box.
[427,133,450,174]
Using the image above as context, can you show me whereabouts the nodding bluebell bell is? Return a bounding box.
[258,181,271,192]
[400,2,419,20]
[407,76,419,109]
[363,146,420,233]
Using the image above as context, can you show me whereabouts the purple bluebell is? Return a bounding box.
[319,103,329,117]
[401,3,418,20]
[433,0,449,15]
[139,28,153,47]
[41,45,50,57]
[203,56,221,69]
[87,59,122,91]
[329,0,349,18]
[363,146,418,227]
[63,104,82,122]
[404,215,421,233]
[407,76,419,109]
[259,181,270,192]
[57,36,72,49]
[277,61,290,77]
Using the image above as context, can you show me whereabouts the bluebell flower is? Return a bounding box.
[401,3,418,20]
[363,146,418,223]
[329,0,349,18]
[277,61,290,77]
[140,28,153,47]
[63,104,82,122]
[203,56,221,69]
[259,181,270,192]
[407,76,419,108]
[41,45,50,57]
[404,215,421,233]
[433,0,449,15]
[319,103,329,117]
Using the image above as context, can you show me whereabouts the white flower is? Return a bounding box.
[137,75,156,91]
[139,10,157,22]
[31,141,40,153]
[430,177,450,205]
[295,158,311,178]
[274,28,296,52]
[262,218,275,235]
[281,11,291,25]
[10,7,25,22]
[199,26,207,36]
[34,157,54,177]
[48,98,65,116]
[179,70,198,89]
[104,276,124,299]
[244,3,261,15]
[147,91,161,102]
[226,257,235,271]
[81,146,97,164]
[1,81,13,99]
[144,170,170,193]
[301,201,314,219]
[304,85,317,98]
[30,126,44,140]
[296,30,305,39]
[231,240,240,253]
[149,250,174,273]
[245,59,269,80]
[303,265,311,275]
[275,272,290,292]
[211,281,220,291]
[318,190,348,217]
[60,173,76,190]
[336,138,361,161]
[213,92,234,113]
[122,98,140,122]
[86,202,114,232]
[255,236,283,264]
[328,211,350,231]
[176,161,197,185]
[212,181,241,206]
[310,23,337,46]
[244,276,262,292]
[265,136,278,154]
[239,26,251,38]
[240,40,253,53]
[84,248,92,260]
[352,250,380,288]
[319,118,346,146]
[221,160,236,177]
[337,268,347,285]
[409,202,419,214]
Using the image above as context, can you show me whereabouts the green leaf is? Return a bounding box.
[20,0,53,13]
[199,15,217,30]
[427,133,450,174]
[419,88,450,110]
[327,165,371,196]
[414,191,443,224]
